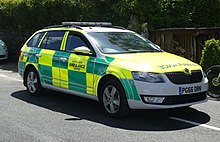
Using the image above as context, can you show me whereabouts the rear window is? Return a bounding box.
[27,32,45,47]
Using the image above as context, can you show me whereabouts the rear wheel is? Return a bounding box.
[99,78,130,118]
[205,65,220,98]
[25,68,43,96]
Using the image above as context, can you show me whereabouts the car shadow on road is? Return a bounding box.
[11,90,211,131]
[0,61,18,72]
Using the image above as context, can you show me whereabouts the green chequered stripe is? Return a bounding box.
[68,70,87,93]
[38,64,52,77]
[38,64,53,85]
[59,52,70,69]
[68,70,86,85]
[69,85,87,94]
[44,78,53,85]
[52,51,61,68]
[26,48,35,63]
[86,57,96,74]
[34,48,42,64]
[93,57,115,75]
[120,79,140,101]
[18,61,26,72]
[105,56,115,62]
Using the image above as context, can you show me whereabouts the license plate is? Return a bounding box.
[179,86,202,95]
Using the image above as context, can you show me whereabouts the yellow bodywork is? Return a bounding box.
[107,52,201,73]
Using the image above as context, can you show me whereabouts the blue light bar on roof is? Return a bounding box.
[62,22,112,27]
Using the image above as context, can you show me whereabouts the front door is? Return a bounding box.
[59,31,95,94]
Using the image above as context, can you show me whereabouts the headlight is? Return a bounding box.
[0,42,6,49]
[202,70,207,78]
[132,72,165,83]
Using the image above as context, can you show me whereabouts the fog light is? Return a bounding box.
[143,96,165,104]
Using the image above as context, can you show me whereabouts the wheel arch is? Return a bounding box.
[97,73,132,118]
[23,63,38,86]
[97,73,133,102]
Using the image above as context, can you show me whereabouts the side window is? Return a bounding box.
[42,31,65,51]
[66,34,88,52]
[27,32,45,47]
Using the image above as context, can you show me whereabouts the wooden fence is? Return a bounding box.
[149,27,220,63]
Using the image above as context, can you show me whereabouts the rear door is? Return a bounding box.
[38,31,65,86]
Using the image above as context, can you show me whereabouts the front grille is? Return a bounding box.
[165,70,203,84]
[162,91,207,105]
[0,55,6,58]
[141,91,207,105]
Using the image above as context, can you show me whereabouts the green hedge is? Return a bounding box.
[1,0,220,31]
[200,39,220,71]
[1,0,220,60]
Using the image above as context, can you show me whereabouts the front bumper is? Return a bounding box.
[127,75,209,109]
[0,52,8,60]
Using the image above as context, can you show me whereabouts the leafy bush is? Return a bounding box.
[1,0,220,60]
[200,39,220,71]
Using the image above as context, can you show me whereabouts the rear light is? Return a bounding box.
[18,50,22,58]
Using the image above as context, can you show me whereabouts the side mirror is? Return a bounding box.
[74,46,91,55]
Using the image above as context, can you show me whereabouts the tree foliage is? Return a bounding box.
[1,0,220,31]
[1,0,220,59]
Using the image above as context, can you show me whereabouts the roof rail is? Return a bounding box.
[43,24,83,30]
[62,22,112,27]
[112,26,127,30]
[43,22,126,30]
[43,25,63,29]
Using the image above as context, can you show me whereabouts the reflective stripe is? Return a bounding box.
[60,68,68,89]
[52,67,60,87]
[60,31,69,51]
[106,66,133,79]
[94,74,102,96]
[86,73,94,94]
[38,32,48,48]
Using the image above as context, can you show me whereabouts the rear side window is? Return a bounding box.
[41,31,65,51]
[27,32,45,47]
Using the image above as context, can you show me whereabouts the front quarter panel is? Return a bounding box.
[94,56,141,101]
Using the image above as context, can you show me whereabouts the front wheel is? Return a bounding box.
[25,68,43,96]
[99,78,130,118]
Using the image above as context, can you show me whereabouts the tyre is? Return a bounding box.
[25,68,43,96]
[99,78,130,118]
[205,65,220,98]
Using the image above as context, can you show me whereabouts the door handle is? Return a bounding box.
[60,57,67,62]
[36,54,41,58]
[23,52,29,56]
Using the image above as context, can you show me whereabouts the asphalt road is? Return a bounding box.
[0,61,220,142]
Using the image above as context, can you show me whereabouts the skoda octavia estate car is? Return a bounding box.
[18,22,208,118]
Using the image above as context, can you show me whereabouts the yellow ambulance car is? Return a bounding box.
[18,22,208,118]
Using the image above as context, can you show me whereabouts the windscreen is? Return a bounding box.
[88,32,162,54]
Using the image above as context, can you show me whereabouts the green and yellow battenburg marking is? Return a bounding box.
[18,28,141,102]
